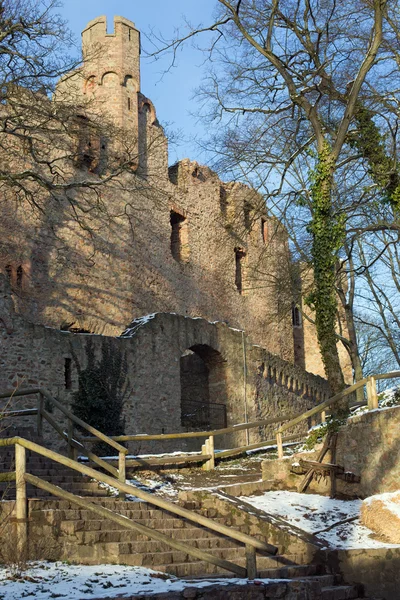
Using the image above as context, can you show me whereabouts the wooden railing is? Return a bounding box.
[81,414,303,470]
[274,371,400,458]
[2,371,399,475]
[0,388,128,494]
[80,371,400,468]
[0,436,278,578]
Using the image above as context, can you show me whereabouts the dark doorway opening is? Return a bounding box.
[180,344,227,431]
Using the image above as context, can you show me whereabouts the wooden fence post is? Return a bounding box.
[15,443,28,560]
[206,435,215,471]
[245,543,257,579]
[320,410,326,424]
[276,432,284,459]
[37,393,44,438]
[118,452,126,500]
[202,437,215,471]
[367,376,378,410]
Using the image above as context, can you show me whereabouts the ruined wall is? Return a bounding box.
[0,280,330,455]
[0,15,295,364]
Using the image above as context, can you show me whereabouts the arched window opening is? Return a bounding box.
[16,266,23,289]
[244,203,252,230]
[261,218,267,243]
[5,265,13,282]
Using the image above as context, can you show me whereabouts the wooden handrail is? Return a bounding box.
[24,473,247,577]
[39,389,127,455]
[0,436,278,557]
[277,373,400,435]
[0,388,41,399]
[0,387,127,493]
[81,413,301,443]
[274,372,400,458]
[1,408,38,418]
[0,387,127,455]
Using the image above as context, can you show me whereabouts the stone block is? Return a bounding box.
[361,491,400,543]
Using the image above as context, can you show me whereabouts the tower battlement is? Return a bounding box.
[79,15,141,136]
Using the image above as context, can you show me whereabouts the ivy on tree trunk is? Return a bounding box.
[307,143,346,399]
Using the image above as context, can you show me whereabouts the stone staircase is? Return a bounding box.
[20,498,371,599]
[0,428,373,599]
[0,427,110,499]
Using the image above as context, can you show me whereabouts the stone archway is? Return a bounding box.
[180,344,227,431]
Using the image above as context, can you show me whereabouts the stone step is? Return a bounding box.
[65,532,241,552]
[28,498,151,510]
[30,507,171,522]
[30,510,234,531]
[182,564,323,581]
[29,507,212,524]
[63,540,292,567]
[321,586,360,600]
[126,555,302,577]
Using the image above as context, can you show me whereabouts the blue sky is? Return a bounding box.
[58,1,217,164]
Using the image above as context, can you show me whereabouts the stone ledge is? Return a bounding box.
[90,578,322,599]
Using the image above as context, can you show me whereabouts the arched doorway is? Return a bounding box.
[180,344,227,431]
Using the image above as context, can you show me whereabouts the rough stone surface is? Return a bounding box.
[335,407,400,497]
[260,407,400,498]
[325,547,400,600]
[0,275,330,453]
[180,490,322,560]
[89,580,323,600]
[0,14,352,382]
[360,491,400,543]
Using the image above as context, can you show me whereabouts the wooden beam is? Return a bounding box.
[39,389,127,455]
[81,413,301,443]
[2,409,38,418]
[298,435,331,493]
[41,410,118,478]
[0,471,16,482]
[13,437,277,556]
[216,434,302,460]
[25,474,247,578]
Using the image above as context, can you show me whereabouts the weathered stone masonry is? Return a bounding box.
[0,14,345,381]
[0,276,329,452]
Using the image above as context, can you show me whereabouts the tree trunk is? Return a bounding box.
[309,146,346,407]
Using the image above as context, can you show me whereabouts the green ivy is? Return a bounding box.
[305,142,345,388]
[351,104,400,210]
[303,415,346,451]
[72,339,128,456]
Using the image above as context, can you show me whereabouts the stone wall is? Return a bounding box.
[324,548,400,600]
[0,276,330,455]
[261,406,400,499]
[0,14,297,369]
[335,406,400,497]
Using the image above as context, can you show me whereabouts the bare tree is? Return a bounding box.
[154,0,400,397]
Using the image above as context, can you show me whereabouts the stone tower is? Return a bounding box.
[81,16,141,137]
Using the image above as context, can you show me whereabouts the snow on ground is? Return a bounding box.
[240,491,400,550]
[0,562,286,599]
